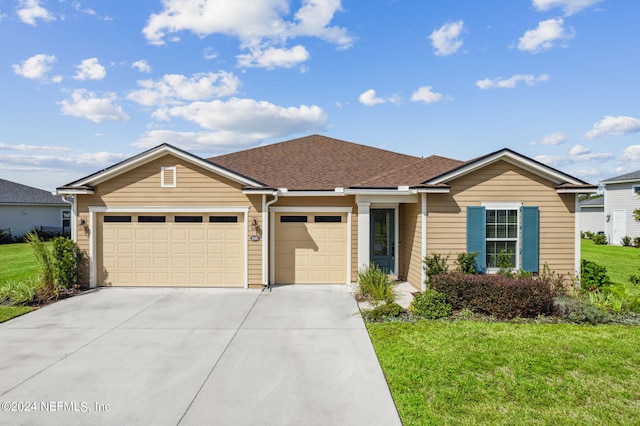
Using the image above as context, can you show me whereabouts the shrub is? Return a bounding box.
[580,259,613,291]
[494,249,516,276]
[25,232,57,301]
[621,236,632,246]
[634,237,640,248]
[455,252,478,274]
[357,263,395,306]
[52,237,81,288]
[553,296,612,324]
[0,229,14,244]
[409,289,452,319]
[431,273,555,319]
[581,231,594,240]
[423,253,449,286]
[361,303,405,322]
[0,278,39,305]
[591,233,607,245]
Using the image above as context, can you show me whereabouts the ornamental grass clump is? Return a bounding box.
[357,263,396,306]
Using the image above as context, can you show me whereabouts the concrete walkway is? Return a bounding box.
[0,286,401,425]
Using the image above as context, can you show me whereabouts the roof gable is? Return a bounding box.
[601,170,640,184]
[425,148,595,190]
[58,144,263,192]
[0,179,66,205]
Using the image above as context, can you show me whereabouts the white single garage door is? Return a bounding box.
[274,212,347,284]
[98,213,244,287]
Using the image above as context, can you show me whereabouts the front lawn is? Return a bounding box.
[581,239,640,285]
[0,242,45,283]
[369,321,640,426]
[0,306,36,323]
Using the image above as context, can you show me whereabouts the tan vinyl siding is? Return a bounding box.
[272,196,358,283]
[427,160,576,277]
[399,202,422,290]
[75,154,263,287]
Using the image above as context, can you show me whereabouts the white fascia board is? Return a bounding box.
[600,179,640,185]
[242,189,278,195]
[429,151,585,186]
[345,189,416,196]
[270,206,352,213]
[556,188,598,194]
[277,190,347,197]
[75,145,262,188]
[89,206,249,213]
[414,187,450,193]
[56,189,94,195]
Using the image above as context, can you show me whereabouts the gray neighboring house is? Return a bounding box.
[579,196,604,234]
[0,178,70,238]
[601,170,640,245]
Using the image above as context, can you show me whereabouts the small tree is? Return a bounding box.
[52,237,82,288]
[423,253,449,287]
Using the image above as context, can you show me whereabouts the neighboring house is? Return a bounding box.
[579,196,604,235]
[600,170,640,245]
[0,178,71,238]
[56,135,596,290]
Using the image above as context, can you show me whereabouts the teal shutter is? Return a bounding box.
[467,206,486,273]
[521,206,539,273]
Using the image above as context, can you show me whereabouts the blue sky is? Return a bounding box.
[1,0,639,191]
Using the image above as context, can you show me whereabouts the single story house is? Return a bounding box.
[600,170,640,245]
[0,178,71,239]
[56,135,596,290]
[578,196,604,235]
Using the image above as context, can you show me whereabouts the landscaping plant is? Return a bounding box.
[580,259,613,291]
[357,263,396,306]
[454,251,478,274]
[409,289,452,319]
[422,253,449,286]
[25,232,57,301]
[52,236,82,288]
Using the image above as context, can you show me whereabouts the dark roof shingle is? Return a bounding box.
[0,179,67,205]
[601,170,640,183]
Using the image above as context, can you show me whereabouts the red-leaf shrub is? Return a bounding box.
[431,273,555,319]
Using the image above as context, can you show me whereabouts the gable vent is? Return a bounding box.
[161,166,177,188]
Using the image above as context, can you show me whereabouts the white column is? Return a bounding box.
[421,193,427,291]
[357,201,371,271]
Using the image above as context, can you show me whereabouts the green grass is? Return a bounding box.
[0,242,46,283]
[0,306,36,323]
[581,239,640,285]
[368,321,640,426]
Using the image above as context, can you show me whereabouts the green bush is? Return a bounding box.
[0,278,39,305]
[409,289,452,319]
[357,263,395,306]
[52,237,81,288]
[553,296,612,324]
[26,232,57,301]
[361,303,406,322]
[591,233,607,245]
[634,237,640,248]
[431,273,555,319]
[580,259,613,291]
[455,252,478,274]
[621,236,632,246]
[423,253,449,286]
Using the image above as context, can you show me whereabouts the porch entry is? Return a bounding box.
[370,209,395,274]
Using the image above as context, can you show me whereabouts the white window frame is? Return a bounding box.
[632,185,640,195]
[482,202,521,273]
[161,166,177,188]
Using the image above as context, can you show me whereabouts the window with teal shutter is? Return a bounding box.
[466,206,486,273]
[520,206,539,273]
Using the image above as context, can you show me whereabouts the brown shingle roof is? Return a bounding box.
[210,134,454,190]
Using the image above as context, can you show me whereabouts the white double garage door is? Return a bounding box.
[97,210,349,287]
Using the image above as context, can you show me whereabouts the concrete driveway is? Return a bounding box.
[0,286,401,425]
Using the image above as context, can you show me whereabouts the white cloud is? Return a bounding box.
[518,18,574,53]
[128,71,240,107]
[428,20,464,56]
[569,144,590,156]
[532,0,603,16]
[410,86,444,104]
[536,146,612,166]
[0,143,71,152]
[133,129,265,151]
[237,45,310,69]
[358,89,399,107]
[74,58,106,80]
[0,151,129,173]
[531,132,568,145]
[132,60,152,73]
[142,0,353,68]
[16,0,55,26]
[59,89,129,123]
[158,98,327,137]
[585,115,640,139]
[622,145,640,161]
[476,74,549,89]
[203,47,218,60]
[12,53,56,80]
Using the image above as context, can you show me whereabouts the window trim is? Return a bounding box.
[632,185,640,195]
[481,202,522,273]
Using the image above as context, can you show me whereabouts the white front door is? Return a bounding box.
[612,209,626,246]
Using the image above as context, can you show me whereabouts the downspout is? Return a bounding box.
[60,195,77,242]
[263,191,279,291]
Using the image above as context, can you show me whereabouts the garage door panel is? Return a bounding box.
[99,213,244,287]
[274,213,347,284]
